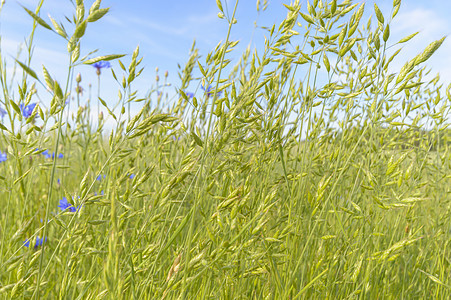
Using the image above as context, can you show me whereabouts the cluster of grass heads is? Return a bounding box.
[1,0,451,298]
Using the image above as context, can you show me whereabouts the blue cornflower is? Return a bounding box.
[42,149,51,159]
[92,61,111,75]
[19,103,37,119]
[38,149,63,159]
[0,106,6,118]
[0,151,6,162]
[129,173,135,179]
[96,174,106,181]
[52,152,63,159]
[94,190,104,196]
[184,91,194,99]
[58,197,79,212]
[201,85,222,98]
[24,236,46,249]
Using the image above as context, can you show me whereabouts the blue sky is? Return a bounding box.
[1,0,451,126]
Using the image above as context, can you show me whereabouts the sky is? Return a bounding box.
[1,0,451,127]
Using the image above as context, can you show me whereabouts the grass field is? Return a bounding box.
[1,0,451,298]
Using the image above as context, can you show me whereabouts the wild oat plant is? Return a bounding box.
[0,0,450,298]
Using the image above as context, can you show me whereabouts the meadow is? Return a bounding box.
[1,0,451,298]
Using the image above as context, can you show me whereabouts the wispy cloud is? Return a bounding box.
[388,8,451,81]
[104,10,222,41]
[392,8,448,37]
[102,11,224,59]
[186,12,219,25]
[2,37,67,68]
[106,15,189,36]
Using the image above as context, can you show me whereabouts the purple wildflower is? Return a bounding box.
[201,85,222,98]
[184,91,194,99]
[24,236,46,249]
[52,152,63,159]
[19,103,37,119]
[92,61,111,75]
[42,150,51,159]
[0,151,6,162]
[58,197,79,212]
[0,106,6,118]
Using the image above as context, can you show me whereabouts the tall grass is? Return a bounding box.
[0,0,451,298]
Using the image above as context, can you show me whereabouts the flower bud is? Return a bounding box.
[76,86,84,95]
[164,70,168,78]
[76,73,82,83]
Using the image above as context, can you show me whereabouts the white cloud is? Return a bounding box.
[387,8,451,82]
[392,8,446,35]
[186,12,219,25]
[104,9,223,44]
[105,15,188,36]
